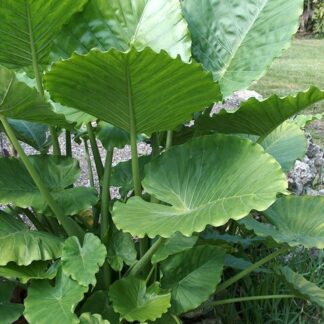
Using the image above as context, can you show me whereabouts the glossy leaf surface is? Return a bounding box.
[240,196,324,248]
[62,233,107,287]
[182,0,303,95]
[0,212,62,266]
[0,261,58,284]
[53,0,191,62]
[196,87,324,136]
[113,134,287,238]
[261,121,307,172]
[109,277,171,322]
[45,48,221,134]
[0,0,87,68]
[0,66,69,127]
[24,271,87,324]
[161,245,225,314]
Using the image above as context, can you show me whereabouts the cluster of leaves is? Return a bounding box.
[0,0,323,323]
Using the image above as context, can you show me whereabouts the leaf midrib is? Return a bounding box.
[219,0,268,80]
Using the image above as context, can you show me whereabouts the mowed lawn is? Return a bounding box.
[251,38,324,144]
[251,38,324,113]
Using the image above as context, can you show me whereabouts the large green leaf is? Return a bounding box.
[161,245,225,314]
[0,281,24,324]
[152,233,198,264]
[240,196,324,249]
[0,212,63,266]
[24,271,87,324]
[279,266,324,308]
[3,119,50,153]
[0,261,58,284]
[260,121,307,172]
[109,277,171,322]
[106,226,137,272]
[196,87,324,136]
[53,0,191,62]
[79,313,110,324]
[45,47,221,134]
[0,66,69,127]
[113,134,287,238]
[0,0,87,69]
[62,233,107,287]
[182,0,303,96]
[0,155,98,215]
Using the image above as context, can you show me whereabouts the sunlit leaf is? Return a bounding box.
[240,196,324,249]
[161,245,225,314]
[113,134,287,238]
[182,0,303,95]
[0,211,62,266]
[24,271,87,324]
[62,233,107,287]
[45,47,221,134]
[109,277,171,322]
[53,0,191,62]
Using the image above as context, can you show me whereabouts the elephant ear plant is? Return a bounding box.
[0,0,323,323]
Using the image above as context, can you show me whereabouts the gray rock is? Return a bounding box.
[288,134,323,195]
[212,90,263,115]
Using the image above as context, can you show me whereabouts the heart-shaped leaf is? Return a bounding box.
[53,0,191,62]
[24,271,87,324]
[0,0,87,69]
[0,211,63,266]
[79,313,110,324]
[0,281,24,324]
[182,0,303,96]
[240,196,324,249]
[279,266,324,308]
[0,261,58,284]
[45,47,221,135]
[161,245,225,314]
[113,134,287,238]
[0,66,69,127]
[260,121,307,172]
[0,155,98,216]
[62,233,107,287]
[197,87,324,136]
[109,277,171,322]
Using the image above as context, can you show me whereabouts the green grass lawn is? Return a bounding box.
[251,38,324,145]
[251,38,324,113]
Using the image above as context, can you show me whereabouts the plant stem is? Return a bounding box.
[86,122,104,180]
[100,149,113,245]
[83,139,95,188]
[129,237,166,277]
[50,127,61,155]
[165,130,173,150]
[215,246,289,294]
[65,130,72,157]
[208,295,297,307]
[0,115,84,239]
